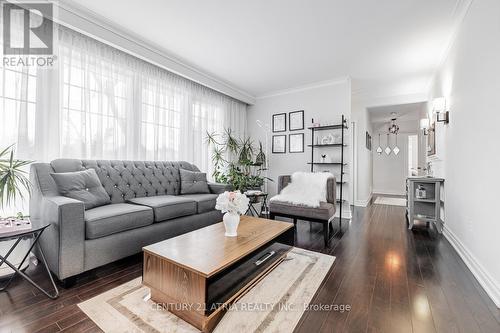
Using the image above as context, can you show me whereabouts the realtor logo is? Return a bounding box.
[3,1,53,55]
[2,1,56,67]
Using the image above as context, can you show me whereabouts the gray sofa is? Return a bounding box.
[29,159,229,282]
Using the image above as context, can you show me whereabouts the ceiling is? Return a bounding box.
[67,0,462,98]
[368,102,426,127]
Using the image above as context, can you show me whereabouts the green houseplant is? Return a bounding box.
[0,145,32,217]
[206,129,271,192]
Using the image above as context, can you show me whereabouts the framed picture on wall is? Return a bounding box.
[272,113,286,132]
[366,131,372,150]
[289,110,304,131]
[272,135,286,153]
[427,121,436,156]
[289,133,304,153]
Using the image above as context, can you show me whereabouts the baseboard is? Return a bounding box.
[443,225,500,308]
[372,189,405,196]
[354,193,372,207]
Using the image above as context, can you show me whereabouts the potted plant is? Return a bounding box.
[0,145,33,278]
[206,129,271,192]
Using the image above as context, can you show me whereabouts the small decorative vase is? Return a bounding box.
[223,212,240,237]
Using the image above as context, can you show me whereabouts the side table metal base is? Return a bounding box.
[0,227,59,299]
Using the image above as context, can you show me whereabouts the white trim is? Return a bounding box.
[372,190,405,196]
[443,225,500,308]
[44,0,256,105]
[354,193,372,207]
[256,76,351,99]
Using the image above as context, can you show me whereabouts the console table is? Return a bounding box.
[406,177,444,232]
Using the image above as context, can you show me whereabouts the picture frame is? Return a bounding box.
[427,121,436,156]
[272,135,286,153]
[366,132,372,150]
[272,113,286,132]
[289,133,304,153]
[289,110,304,131]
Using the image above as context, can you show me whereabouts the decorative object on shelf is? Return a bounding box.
[289,110,304,131]
[289,133,304,153]
[311,118,321,127]
[393,133,400,155]
[206,129,271,191]
[272,113,286,132]
[388,113,400,134]
[384,133,392,155]
[433,97,449,123]
[376,134,383,154]
[415,185,427,199]
[321,154,327,163]
[321,133,335,145]
[272,135,286,154]
[215,191,250,237]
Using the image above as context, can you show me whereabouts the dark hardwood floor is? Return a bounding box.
[1,202,499,332]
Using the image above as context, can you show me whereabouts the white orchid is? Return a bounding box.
[215,191,249,215]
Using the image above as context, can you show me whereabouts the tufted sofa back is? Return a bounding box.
[48,159,200,203]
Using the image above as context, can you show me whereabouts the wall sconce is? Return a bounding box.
[433,97,449,123]
[420,118,430,135]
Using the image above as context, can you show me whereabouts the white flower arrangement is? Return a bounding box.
[215,191,250,215]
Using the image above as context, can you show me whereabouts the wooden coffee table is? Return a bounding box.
[142,215,294,332]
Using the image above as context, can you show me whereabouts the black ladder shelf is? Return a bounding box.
[308,114,348,221]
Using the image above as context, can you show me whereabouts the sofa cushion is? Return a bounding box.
[179,169,210,194]
[51,169,111,210]
[178,194,218,214]
[269,200,335,221]
[85,203,153,239]
[127,195,197,222]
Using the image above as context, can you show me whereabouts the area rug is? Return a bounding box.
[374,196,407,206]
[78,247,335,333]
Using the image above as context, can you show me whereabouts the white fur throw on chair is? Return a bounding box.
[270,172,334,208]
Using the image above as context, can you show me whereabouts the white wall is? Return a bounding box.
[372,120,419,195]
[428,0,500,307]
[351,102,373,206]
[247,80,351,198]
[372,133,409,196]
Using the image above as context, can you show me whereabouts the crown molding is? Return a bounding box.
[45,0,256,104]
[256,76,351,99]
[425,0,474,92]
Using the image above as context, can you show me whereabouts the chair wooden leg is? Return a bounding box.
[293,218,297,227]
[269,213,275,220]
[323,221,330,247]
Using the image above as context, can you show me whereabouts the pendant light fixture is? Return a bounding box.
[393,133,400,155]
[384,133,392,155]
[388,113,400,135]
[376,133,383,154]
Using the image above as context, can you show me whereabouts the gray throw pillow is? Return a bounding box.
[51,169,111,210]
[180,169,210,194]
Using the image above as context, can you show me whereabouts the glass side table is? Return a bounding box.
[244,192,269,218]
[0,222,59,299]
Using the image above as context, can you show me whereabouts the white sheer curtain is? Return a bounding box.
[0,25,247,178]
